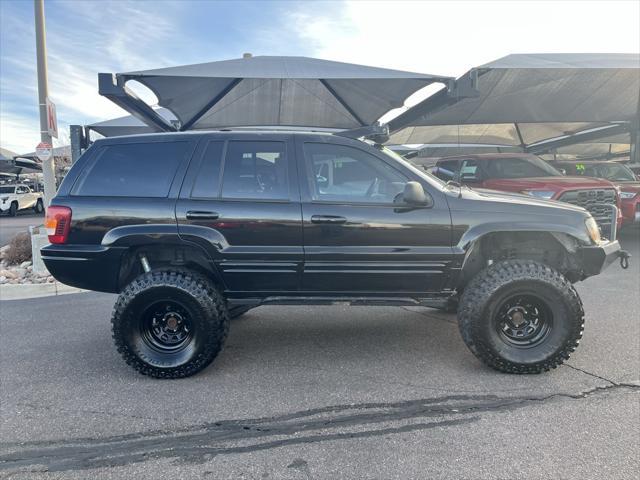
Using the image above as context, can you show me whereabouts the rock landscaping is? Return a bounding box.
[0,245,55,285]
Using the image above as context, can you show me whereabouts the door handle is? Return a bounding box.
[310,215,347,224]
[186,210,220,220]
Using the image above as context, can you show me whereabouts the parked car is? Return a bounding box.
[548,160,639,227]
[431,153,622,239]
[0,184,44,216]
[41,131,626,378]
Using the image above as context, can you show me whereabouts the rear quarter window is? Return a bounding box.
[71,141,191,197]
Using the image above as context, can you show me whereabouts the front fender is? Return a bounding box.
[455,221,590,252]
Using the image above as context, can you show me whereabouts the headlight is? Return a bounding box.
[619,191,637,199]
[585,217,601,244]
[522,190,556,199]
[0,196,8,202]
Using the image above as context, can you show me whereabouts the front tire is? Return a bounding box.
[111,270,229,378]
[458,260,584,374]
[9,202,18,217]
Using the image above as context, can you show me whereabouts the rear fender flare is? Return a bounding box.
[101,224,225,285]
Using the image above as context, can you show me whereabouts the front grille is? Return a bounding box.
[557,189,616,219]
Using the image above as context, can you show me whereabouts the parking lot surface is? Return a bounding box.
[0,213,43,247]
[1,229,638,479]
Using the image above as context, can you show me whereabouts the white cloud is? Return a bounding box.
[288,0,640,121]
[0,0,187,153]
[2,0,638,153]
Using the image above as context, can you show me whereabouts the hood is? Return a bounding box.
[453,185,588,214]
[617,182,640,192]
[483,175,616,192]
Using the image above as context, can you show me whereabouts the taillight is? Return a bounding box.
[45,206,72,244]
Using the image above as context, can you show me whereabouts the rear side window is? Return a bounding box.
[72,141,190,197]
[191,141,224,198]
[221,141,288,200]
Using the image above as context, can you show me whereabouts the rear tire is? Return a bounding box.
[457,260,584,374]
[111,270,229,379]
[34,199,44,214]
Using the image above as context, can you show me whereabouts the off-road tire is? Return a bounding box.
[229,305,254,319]
[111,270,229,378]
[34,199,44,214]
[9,202,18,217]
[458,260,584,374]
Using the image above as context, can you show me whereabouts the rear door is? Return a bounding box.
[176,135,303,293]
[296,137,452,294]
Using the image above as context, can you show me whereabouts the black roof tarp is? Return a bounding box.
[389,53,640,146]
[116,56,451,130]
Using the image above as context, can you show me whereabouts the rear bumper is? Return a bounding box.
[41,244,127,293]
[578,240,623,277]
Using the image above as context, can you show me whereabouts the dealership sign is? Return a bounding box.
[46,97,58,138]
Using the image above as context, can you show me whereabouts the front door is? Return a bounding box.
[297,138,452,294]
[177,136,303,293]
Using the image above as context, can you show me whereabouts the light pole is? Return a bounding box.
[34,0,56,208]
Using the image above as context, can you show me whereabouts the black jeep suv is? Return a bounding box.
[42,130,625,378]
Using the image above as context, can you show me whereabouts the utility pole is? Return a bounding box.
[34,0,56,208]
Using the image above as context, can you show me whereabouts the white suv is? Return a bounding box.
[0,184,44,216]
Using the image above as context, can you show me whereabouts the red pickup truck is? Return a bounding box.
[430,153,622,238]
[548,160,639,227]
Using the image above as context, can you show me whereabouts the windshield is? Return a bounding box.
[0,186,15,194]
[580,163,636,182]
[484,156,563,179]
[379,145,447,188]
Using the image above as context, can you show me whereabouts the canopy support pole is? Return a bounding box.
[514,123,526,149]
[98,73,177,132]
[180,78,242,131]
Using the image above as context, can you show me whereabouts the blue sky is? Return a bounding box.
[1,0,638,153]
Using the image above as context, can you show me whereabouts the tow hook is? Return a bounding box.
[618,250,630,269]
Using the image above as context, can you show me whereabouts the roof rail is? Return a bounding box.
[334,124,389,144]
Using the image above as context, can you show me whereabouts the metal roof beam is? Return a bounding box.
[525,123,630,154]
[98,73,177,133]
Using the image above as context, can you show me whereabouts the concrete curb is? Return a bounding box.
[0,282,86,301]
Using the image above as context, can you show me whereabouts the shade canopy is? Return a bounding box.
[390,53,640,133]
[389,121,622,147]
[87,108,175,137]
[102,56,451,131]
[0,157,42,175]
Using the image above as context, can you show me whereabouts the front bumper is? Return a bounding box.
[578,240,625,276]
[620,197,640,225]
[41,244,127,293]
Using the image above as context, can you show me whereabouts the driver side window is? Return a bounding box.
[303,143,407,204]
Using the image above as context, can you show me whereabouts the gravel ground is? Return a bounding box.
[0,228,638,479]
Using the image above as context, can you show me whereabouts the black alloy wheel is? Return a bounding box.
[495,294,552,348]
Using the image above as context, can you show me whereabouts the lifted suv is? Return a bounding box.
[42,131,626,378]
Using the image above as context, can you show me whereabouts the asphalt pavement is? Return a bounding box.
[0,212,44,246]
[1,228,638,479]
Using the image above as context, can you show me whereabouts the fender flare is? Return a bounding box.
[452,222,588,288]
[101,224,226,285]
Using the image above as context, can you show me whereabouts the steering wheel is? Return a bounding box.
[365,177,380,197]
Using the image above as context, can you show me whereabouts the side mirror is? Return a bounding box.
[402,181,431,206]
